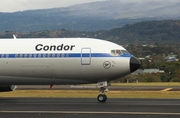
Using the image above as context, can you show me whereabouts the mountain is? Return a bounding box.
[1,20,179,44]
[63,0,180,19]
[96,20,180,44]
[0,0,180,32]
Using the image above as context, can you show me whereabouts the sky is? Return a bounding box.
[0,0,106,12]
[0,0,179,12]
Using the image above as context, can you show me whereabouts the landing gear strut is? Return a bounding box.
[97,81,110,102]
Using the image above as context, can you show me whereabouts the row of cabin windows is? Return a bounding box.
[0,54,69,58]
[0,51,130,58]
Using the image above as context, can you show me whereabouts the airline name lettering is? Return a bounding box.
[35,44,75,51]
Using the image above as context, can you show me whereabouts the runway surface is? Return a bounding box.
[0,98,180,118]
[17,85,180,91]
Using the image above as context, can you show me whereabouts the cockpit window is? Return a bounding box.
[116,50,121,55]
[111,50,116,55]
[111,49,130,56]
[111,50,122,56]
[121,50,130,54]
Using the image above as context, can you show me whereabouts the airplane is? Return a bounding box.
[0,36,140,102]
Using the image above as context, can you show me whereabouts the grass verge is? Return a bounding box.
[111,82,180,86]
[0,90,180,99]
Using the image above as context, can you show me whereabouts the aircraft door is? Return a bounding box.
[81,48,91,65]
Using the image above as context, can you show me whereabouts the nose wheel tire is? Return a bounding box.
[97,94,107,102]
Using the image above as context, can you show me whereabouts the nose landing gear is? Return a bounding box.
[97,81,110,102]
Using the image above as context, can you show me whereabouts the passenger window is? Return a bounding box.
[34,54,37,58]
[62,54,64,57]
[52,54,55,58]
[48,54,51,58]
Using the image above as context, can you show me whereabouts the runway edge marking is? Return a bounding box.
[161,88,173,92]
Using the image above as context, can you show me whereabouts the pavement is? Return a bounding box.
[0,98,180,118]
[17,85,180,91]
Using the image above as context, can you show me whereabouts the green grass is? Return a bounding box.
[111,82,180,86]
[88,82,180,86]
[0,90,180,99]
[1,82,180,99]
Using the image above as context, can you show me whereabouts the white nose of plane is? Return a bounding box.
[130,56,141,73]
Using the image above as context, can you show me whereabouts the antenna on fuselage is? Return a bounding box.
[13,35,17,39]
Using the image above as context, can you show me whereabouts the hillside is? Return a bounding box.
[96,20,180,44]
[1,20,180,44]
[0,0,180,32]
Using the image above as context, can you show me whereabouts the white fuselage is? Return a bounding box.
[0,38,136,85]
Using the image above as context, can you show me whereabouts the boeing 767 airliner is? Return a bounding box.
[0,36,140,102]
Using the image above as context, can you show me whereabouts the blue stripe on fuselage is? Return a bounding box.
[0,53,132,58]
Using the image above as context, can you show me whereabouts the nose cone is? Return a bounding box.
[130,56,141,73]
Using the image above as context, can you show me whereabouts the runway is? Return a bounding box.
[17,85,180,91]
[0,98,180,118]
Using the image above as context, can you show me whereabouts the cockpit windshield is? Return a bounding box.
[111,49,130,56]
[121,50,130,55]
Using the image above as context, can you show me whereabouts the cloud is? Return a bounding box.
[0,0,179,12]
[0,0,106,12]
[118,0,179,2]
